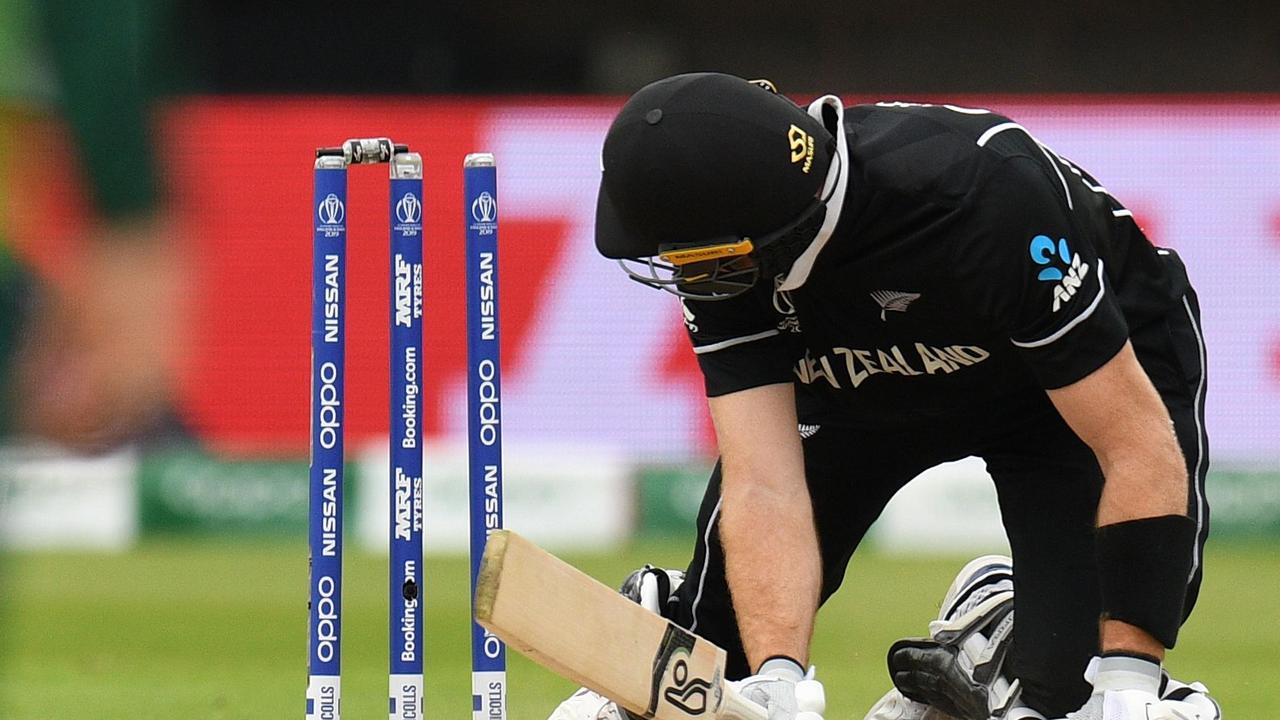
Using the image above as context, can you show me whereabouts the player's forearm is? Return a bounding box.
[1095,446,1190,661]
[719,466,822,670]
[707,384,819,671]
[1047,344,1198,658]
[1094,439,1187,527]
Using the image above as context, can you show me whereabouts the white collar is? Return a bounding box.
[777,94,848,291]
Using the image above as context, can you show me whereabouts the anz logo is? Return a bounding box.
[1030,234,1089,313]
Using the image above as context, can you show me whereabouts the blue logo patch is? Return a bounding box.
[1029,234,1072,282]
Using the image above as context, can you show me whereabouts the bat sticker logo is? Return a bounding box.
[662,658,712,715]
[648,625,714,716]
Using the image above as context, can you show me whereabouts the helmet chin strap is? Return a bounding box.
[753,203,828,281]
[777,96,847,291]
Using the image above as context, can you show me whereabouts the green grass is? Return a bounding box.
[0,539,1275,719]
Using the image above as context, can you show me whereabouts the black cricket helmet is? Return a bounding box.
[595,72,836,299]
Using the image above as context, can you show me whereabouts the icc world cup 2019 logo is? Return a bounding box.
[396,193,422,224]
[318,193,345,225]
[471,191,497,223]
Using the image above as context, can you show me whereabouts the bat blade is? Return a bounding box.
[474,530,765,720]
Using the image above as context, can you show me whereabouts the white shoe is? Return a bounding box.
[864,688,956,720]
[548,688,630,720]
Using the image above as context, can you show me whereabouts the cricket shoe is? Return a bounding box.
[864,688,956,720]
[883,555,1020,720]
[545,565,686,720]
[548,688,633,720]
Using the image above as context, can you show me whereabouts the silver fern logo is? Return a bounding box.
[798,423,821,439]
[870,290,921,321]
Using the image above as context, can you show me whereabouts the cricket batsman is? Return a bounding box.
[552,73,1220,720]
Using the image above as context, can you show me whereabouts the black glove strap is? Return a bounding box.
[1096,514,1197,649]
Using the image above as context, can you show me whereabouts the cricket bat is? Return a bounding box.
[474,530,767,720]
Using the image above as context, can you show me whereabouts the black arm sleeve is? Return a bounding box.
[956,157,1129,389]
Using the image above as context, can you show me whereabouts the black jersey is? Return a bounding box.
[684,100,1189,427]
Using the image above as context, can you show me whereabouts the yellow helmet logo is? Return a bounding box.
[659,240,755,267]
[788,124,815,173]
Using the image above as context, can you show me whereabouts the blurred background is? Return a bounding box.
[1,1,1277,718]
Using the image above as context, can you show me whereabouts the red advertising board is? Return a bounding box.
[6,96,1279,462]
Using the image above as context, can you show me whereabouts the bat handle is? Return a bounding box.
[717,683,769,720]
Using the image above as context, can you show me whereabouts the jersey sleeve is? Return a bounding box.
[681,280,802,397]
[957,156,1129,389]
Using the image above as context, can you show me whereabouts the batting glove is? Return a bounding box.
[732,657,825,720]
